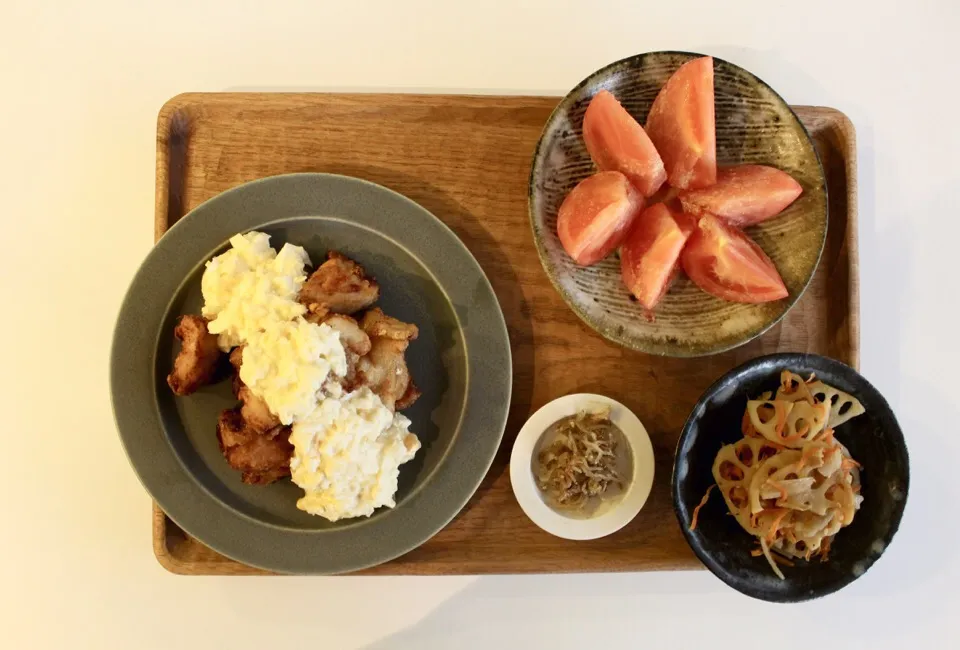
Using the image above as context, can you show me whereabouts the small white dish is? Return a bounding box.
[509,393,655,540]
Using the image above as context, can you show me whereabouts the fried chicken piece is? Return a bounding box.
[303,303,330,325]
[229,345,244,371]
[227,345,283,433]
[360,308,419,341]
[167,315,222,396]
[216,407,252,449]
[241,465,291,486]
[353,309,420,410]
[299,252,380,315]
[231,374,244,399]
[237,385,281,434]
[216,408,292,485]
[395,380,422,411]
[228,346,245,397]
[323,314,372,356]
[307,313,369,390]
[229,428,292,485]
[355,336,416,412]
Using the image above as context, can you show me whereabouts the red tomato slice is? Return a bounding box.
[557,171,645,266]
[679,165,803,226]
[620,203,696,310]
[645,56,717,190]
[583,90,667,197]
[680,215,788,303]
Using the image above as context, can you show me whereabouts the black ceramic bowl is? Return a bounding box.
[672,353,909,602]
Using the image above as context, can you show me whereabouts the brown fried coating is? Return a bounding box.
[360,307,419,341]
[228,346,245,397]
[299,252,380,315]
[355,336,415,412]
[197,250,423,489]
[351,308,420,410]
[216,408,292,485]
[242,466,292,486]
[228,345,244,371]
[319,313,372,392]
[167,315,221,396]
[323,314,373,356]
[303,303,330,325]
[237,385,281,434]
[216,407,253,449]
[394,380,422,411]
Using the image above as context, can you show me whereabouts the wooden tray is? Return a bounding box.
[153,94,858,575]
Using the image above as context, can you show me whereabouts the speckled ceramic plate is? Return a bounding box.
[673,353,909,602]
[529,51,827,357]
[111,173,512,574]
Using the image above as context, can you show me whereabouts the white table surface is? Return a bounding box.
[2,1,958,647]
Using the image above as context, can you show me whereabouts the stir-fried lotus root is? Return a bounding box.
[778,371,865,429]
[692,370,866,580]
[808,381,866,429]
[712,437,781,534]
[745,399,829,448]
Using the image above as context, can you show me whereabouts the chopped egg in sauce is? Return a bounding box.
[200,231,420,520]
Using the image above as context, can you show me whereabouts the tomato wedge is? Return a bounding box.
[680,215,788,303]
[620,203,696,310]
[645,56,717,190]
[679,165,803,226]
[557,171,645,266]
[583,90,667,197]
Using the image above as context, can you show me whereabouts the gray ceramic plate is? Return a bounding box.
[111,173,512,574]
[529,51,827,357]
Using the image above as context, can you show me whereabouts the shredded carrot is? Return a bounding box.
[819,537,833,562]
[780,370,798,395]
[783,371,817,403]
[741,410,756,437]
[750,548,764,557]
[821,428,836,444]
[689,484,716,532]
[779,421,806,445]
[781,430,805,445]
[766,509,789,543]
[797,443,819,471]
[774,403,788,435]
[841,458,862,470]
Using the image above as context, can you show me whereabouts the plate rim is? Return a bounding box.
[111,172,513,574]
[527,50,829,357]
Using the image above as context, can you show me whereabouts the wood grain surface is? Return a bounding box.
[151,94,858,575]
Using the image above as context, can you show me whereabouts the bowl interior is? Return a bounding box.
[673,353,909,602]
[156,217,466,530]
[529,51,827,356]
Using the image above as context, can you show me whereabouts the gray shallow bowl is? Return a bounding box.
[529,51,827,357]
[111,173,512,574]
[673,353,909,602]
